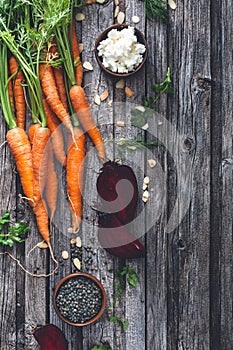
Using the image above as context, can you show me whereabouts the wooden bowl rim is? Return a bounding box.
[94,23,148,78]
[53,272,107,327]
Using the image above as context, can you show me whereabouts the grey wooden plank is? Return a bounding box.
[81,2,116,349]
[0,121,18,350]
[211,0,233,349]
[144,8,169,350]
[167,1,211,349]
[123,3,147,350]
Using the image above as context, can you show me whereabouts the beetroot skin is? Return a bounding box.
[97,161,138,225]
[33,324,68,350]
[97,161,145,259]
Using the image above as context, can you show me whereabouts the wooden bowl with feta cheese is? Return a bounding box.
[94,24,148,78]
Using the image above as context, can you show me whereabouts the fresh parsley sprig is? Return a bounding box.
[0,211,30,247]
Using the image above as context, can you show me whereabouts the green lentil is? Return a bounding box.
[56,276,103,324]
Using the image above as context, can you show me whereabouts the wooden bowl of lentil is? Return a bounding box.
[53,272,107,327]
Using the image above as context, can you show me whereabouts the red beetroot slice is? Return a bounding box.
[33,324,68,350]
[98,212,145,259]
[96,161,138,225]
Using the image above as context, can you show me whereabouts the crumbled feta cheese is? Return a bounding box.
[97,26,146,73]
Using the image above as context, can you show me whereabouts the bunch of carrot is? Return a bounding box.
[0,0,106,273]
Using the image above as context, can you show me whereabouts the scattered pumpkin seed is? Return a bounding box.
[76,237,82,248]
[143,183,148,191]
[116,121,125,127]
[73,257,81,270]
[127,146,137,150]
[96,0,106,3]
[83,61,93,71]
[78,43,84,53]
[144,176,150,185]
[148,159,156,168]
[114,0,119,5]
[125,86,133,98]
[158,121,163,126]
[116,79,125,89]
[37,241,48,249]
[141,123,149,130]
[70,238,77,245]
[117,11,125,24]
[132,15,140,23]
[100,90,109,101]
[108,99,113,106]
[75,13,85,21]
[114,5,120,18]
[150,188,155,192]
[117,138,125,145]
[62,251,69,260]
[168,0,177,10]
[142,190,149,202]
[94,94,101,105]
[135,105,145,113]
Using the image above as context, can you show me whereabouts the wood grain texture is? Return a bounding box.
[0,123,17,350]
[0,1,233,349]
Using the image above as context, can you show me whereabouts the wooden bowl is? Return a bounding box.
[53,272,107,327]
[94,24,148,78]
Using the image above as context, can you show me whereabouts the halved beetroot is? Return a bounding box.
[33,324,68,350]
[96,161,138,225]
[98,212,145,259]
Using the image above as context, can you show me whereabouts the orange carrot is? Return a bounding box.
[43,98,66,166]
[28,123,41,145]
[9,56,26,129]
[69,85,106,163]
[8,79,14,112]
[33,199,50,243]
[71,21,83,86]
[39,64,73,134]
[45,141,58,225]
[67,127,85,232]
[32,127,51,206]
[6,127,34,204]
[48,40,69,112]
[53,67,69,112]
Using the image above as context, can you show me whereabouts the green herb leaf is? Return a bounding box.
[109,316,129,332]
[140,0,168,23]
[0,211,30,247]
[143,67,173,109]
[91,345,112,350]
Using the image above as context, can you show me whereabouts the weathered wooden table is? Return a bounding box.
[0,1,232,349]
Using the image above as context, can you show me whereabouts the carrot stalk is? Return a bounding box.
[43,98,66,166]
[69,86,106,163]
[32,127,51,206]
[6,127,34,204]
[67,127,85,233]
[71,21,83,86]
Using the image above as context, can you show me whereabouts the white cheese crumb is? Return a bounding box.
[97,26,146,74]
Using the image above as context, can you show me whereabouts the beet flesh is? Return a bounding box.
[33,324,68,350]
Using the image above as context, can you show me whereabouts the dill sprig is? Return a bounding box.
[140,0,168,23]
